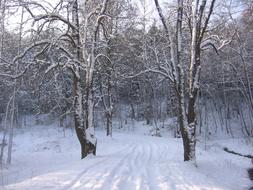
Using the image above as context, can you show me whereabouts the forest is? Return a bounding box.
[0,0,253,189]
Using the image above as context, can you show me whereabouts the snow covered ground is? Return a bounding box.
[0,123,252,190]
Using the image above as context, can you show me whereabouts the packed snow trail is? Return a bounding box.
[1,127,252,190]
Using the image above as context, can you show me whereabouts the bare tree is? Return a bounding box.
[19,0,110,158]
[153,0,216,162]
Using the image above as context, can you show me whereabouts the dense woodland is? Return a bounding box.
[0,0,252,165]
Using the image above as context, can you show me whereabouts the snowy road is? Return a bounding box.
[60,138,173,190]
[1,127,252,190]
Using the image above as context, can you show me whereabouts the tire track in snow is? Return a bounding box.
[154,141,199,190]
[145,141,179,190]
[132,142,152,190]
[110,140,159,190]
[104,145,139,190]
[62,137,182,190]
[90,144,138,190]
[100,143,135,158]
[60,143,135,190]
[98,139,177,190]
[122,143,145,190]
[133,143,147,190]
[60,158,108,190]
[139,142,155,190]
[146,142,163,190]
[100,141,146,190]
[71,143,138,190]
[159,163,197,190]
[115,144,141,189]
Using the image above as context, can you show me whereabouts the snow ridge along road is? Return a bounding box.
[1,129,252,190]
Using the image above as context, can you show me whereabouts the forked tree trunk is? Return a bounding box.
[154,0,196,161]
[72,0,97,158]
[176,0,196,162]
[76,0,109,157]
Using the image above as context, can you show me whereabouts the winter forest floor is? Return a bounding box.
[0,122,253,190]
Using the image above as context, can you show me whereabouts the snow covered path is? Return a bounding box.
[59,138,175,190]
[1,126,252,190]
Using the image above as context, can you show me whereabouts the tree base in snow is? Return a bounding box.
[81,141,97,159]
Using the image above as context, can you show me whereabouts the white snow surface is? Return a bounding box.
[1,124,252,190]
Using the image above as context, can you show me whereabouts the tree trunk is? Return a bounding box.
[106,74,113,136]
[154,0,216,162]
[176,84,195,161]
[73,77,87,158]
[73,76,97,158]
[71,0,97,158]
[106,111,112,136]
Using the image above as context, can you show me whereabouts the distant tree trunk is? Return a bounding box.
[130,103,135,120]
[7,93,15,164]
[106,71,113,136]
[7,4,24,164]
[100,39,113,136]
[0,0,5,59]
[0,98,10,164]
[106,110,112,136]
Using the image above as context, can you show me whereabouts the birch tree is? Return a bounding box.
[153,0,216,162]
